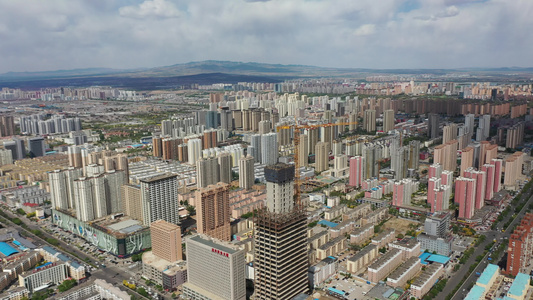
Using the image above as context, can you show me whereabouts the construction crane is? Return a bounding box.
[276,121,359,206]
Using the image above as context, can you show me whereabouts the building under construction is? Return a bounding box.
[253,163,309,299]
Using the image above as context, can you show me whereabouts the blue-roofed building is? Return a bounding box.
[426,254,450,264]
[0,242,19,256]
[478,264,499,289]
[318,220,338,228]
[465,285,486,300]
[327,287,345,297]
[42,246,58,256]
[507,273,531,299]
[419,252,431,265]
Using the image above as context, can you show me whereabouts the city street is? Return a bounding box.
[437,185,533,300]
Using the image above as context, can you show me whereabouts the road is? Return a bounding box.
[0,206,100,267]
[0,206,162,299]
[437,185,533,300]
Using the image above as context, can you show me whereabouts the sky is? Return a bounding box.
[0,0,532,73]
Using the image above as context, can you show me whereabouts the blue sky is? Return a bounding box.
[0,0,531,72]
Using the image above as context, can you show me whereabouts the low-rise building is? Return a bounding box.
[308,257,337,288]
[142,251,187,290]
[347,244,379,275]
[367,248,403,283]
[386,257,422,288]
[350,224,374,245]
[372,228,396,248]
[55,278,130,300]
[330,219,356,239]
[18,262,69,293]
[389,238,421,260]
[324,204,347,221]
[342,203,371,221]
[410,263,444,299]
[417,233,453,256]
[308,230,329,251]
[316,236,347,260]
[361,207,388,226]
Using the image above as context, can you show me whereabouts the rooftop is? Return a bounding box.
[478,264,499,287]
[0,242,18,257]
[318,235,345,251]
[189,235,239,255]
[142,251,186,273]
[508,272,530,297]
[368,248,401,271]
[139,173,177,183]
[465,285,486,300]
[349,244,377,262]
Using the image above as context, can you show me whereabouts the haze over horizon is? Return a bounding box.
[1,0,532,73]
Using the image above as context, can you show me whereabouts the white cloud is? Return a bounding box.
[0,0,531,72]
[119,0,181,19]
[354,24,376,36]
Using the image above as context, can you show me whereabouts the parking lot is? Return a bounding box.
[323,275,373,300]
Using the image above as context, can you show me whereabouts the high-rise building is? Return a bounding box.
[28,137,45,158]
[460,147,474,176]
[428,114,440,139]
[349,156,364,187]
[196,157,220,189]
[363,145,378,179]
[476,114,491,142]
[504,152,524,188]
[187,138,202,165]
[464,168,486,210]
[407,140,420,170]
[238,155,254,190]
[249,134,262,164]
[506,122,525,149]
[151,220,182,262]
[67,146,83,168]
[4,139,25,161]
[363,109,376,132]
[0,116,15,137]
[299,134,309,167]
[73,175,107,222]
[104,170,127,213]
[218,152,232,184]
[455,177,476,219]
[0,148,13,165]
[391,145,408,180]
[506,213,533,276]
[49,168,83,211]
[424,212,450,238]
[254,164,308,299]
[392,178,418,207]
[140,174,179,226]
[492,158,503,193]
[442,123,458,144]
[121,184,143,223]
[433,140,458,172]
[481,164,495,201]
[260,133,278,166]
[383,110,395,133]
[464,114,475,137]
[183,235,246,300]
[306,128,319,155]
[152,136,163,158]
[315,142,329,173]
[196,183,231,241]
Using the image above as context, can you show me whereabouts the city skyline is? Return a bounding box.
[0,0,532,73]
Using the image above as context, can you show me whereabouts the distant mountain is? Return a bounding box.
[1,61,532,90]
[0,68,133,80]
[0,72,282,90]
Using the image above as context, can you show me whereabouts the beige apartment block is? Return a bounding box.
[347,244,378,275]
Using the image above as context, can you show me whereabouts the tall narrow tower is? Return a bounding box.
[254,163,308,299]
